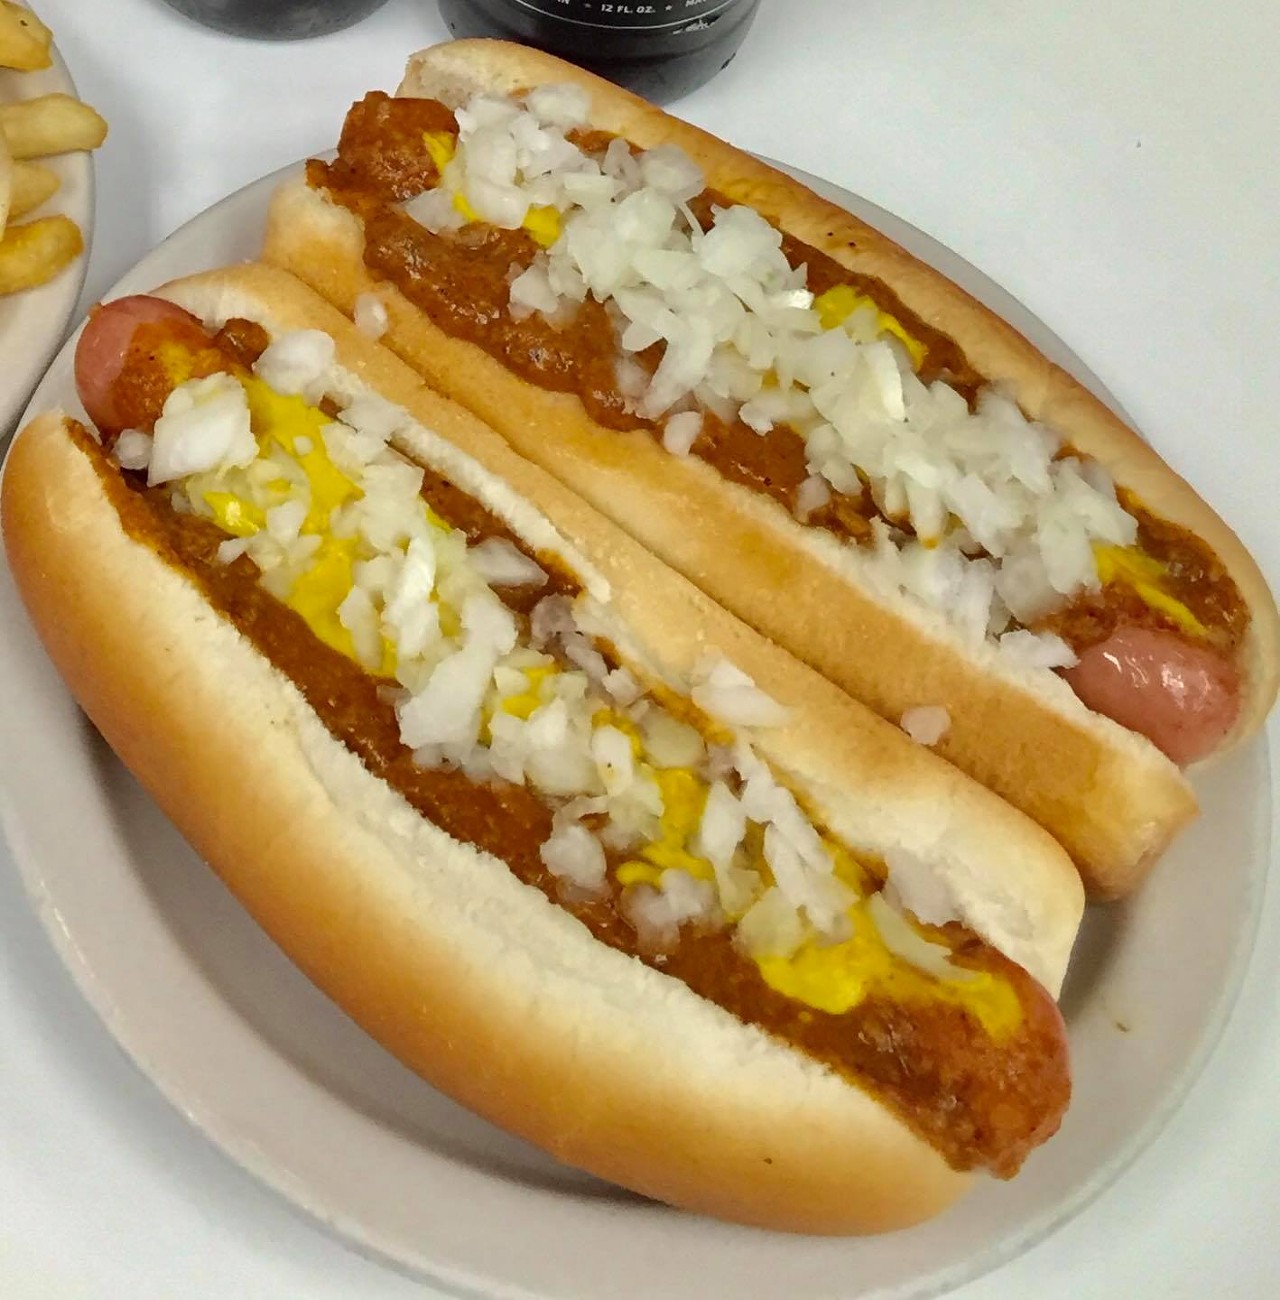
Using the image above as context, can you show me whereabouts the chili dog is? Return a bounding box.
[260,40,1280,898]
[2,263,1082,1234]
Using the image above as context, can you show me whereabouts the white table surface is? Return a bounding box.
[3,0,1278,1295]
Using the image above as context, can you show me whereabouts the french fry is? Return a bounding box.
[1,94,107,160]
[7,157,57,218]
[0,129,10,234]
[0,213,82,294]
[0,1,52,72]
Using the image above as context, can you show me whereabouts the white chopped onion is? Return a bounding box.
[468,537,547,587]
[340,390,403,444]
[591,725,635,796]
[691,655,790,728]
[353,292,389,340]
[540,822,607,896]
[112,428,152,471]
[640,711,705,769]
[794,474,831,521]
[866,892,962,982]
[383,537,440,660]
[900,705,951,747]
[402,186,467,233]
[147,374,256,486]
[602,666,642,707]
[696,781,746,870]
[662,410,703,457]
[735,885,806,960]
[337,584,382,670]
[509,261,561,320]
[215,537,251,565]
[638,144,705,203]
[265,498,307,545]
[422,85,1143,663]
[621,871,717,951]
[252,329,336,402]
[997,628,1079,671]
[883,847,960,929]
[525,83,591,130]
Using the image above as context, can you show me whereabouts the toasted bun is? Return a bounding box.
[259,40,1277,896]
[1,264,1082,1232]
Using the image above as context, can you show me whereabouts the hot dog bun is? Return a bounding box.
[259,40,1279,898]
[2,263,1081,1234]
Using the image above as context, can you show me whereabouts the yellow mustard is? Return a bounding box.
[756,902,1022,1041]
[156,339,201,388]
[1094,544,1208,638]
[813,284,928,371]
[199,377,403,674]
[202,492,263,538]
[421,130,456,174]
[498,664,558,720]
[243,380,359,530]
[449,187,561,249]
[451,190,479,223]
[616,767,713,889]
[522,205,562,248]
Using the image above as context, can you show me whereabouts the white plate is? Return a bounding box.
[0,12,95,439]
[0,163,1271,1300]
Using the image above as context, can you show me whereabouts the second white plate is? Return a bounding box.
[0,163,1271,1300]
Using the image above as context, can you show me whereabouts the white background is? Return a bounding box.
[2,0,1278,1295]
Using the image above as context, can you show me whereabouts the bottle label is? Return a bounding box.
[507,0,744,31]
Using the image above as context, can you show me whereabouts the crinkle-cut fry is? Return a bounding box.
[0,213,82,294]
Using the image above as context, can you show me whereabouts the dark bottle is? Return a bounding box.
[437,0,763,104]
[160,0,390,40]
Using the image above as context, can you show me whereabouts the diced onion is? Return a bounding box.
[112,428,152,471]
[253,329,336,402]
[468,537,547,587]
[998,628,1078,670]
[353,293,389,340]
[662,410,702,457]
[540,822,607,896]
[591,724,635,796]
[691,655,790,728]
[215,537,251,565]
[794,474,831,522]
[148,374,256,486]
[696,781,746,869]
[900,705,951,746]
[641,711,705,769]
[866,892,963,982]
[883,847,959,929]
[422,85,1143,664]
[402,186,466,234]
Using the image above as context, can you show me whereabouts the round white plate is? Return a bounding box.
[0,13,95,439]
[0,163,1271,1300]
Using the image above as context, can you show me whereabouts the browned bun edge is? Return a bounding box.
[260,180,1197,898]
[2,409,971,1234]
[161,261,1083,994]
[396,39,1279,753]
